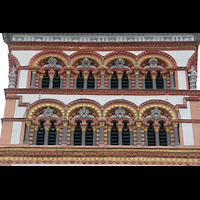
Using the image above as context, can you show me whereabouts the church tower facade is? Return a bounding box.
[1,33,200,165]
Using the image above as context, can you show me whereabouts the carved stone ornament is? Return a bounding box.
[79,107,89,118]
[43,106,54,118]
[150,107,161,119]
[188,66,197,90]
[80,58,92,68]
[8,66,17,88]
[48,57,57,68]
[114,58,125,69]
[115,107,126,119]
[149,58,158,69]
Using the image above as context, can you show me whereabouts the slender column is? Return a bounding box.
[135,70,140,89]
[44,125,50,145]
[32,125,39,145]
[107,74,112,89]
[100,70,105,89]
[154,126,160,146]
[136,122,142,145]
[165,126,171,146]
[94,74,98,89]
[23,121,31,144]
[128,74,132,89]
[92,126,97,146]
[117,74,122,89]
[60,74,64,89]
[55,125,60,145]
[129,126,134,145]
[117,126,123,145]
[61,122,68,144]
[107,126,111,145]
[49,74,54,89]
[162,74,167,89]
[65,70,71,89]
[83,74,88,89]
[70,126,75,145]
[73,74,78,89]
[38,74,43,88]
[144,126,148,146]
[151,74,157,89]
[172,122,180,145]
[81,126,86,146]
[169,70,175,89]
[99,122,105,145]
[142,74,146,89]
[30,69,37,88]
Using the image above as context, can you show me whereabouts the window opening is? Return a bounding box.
[122,122,130,145]
[74,121,82,145]
[85,121,93,145]
[53,71,60,88]
[42,71,49,88]
[147,122,155,146]
[48,121,57,145]
[77,71,84,89]
[111,121,118,145]
[159,122,167,146]
[36,121,45,145]
[111,71,118,89]
[156,71,164,89]
[87,71,94,89]
[145,71,152,89]
[122,71,129,89]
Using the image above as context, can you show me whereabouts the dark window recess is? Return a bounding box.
[36,121,45,145]
[42,71,50,88]
[87,71,95,89]
[111,71,118,89]
[122,71,129,89]
[145,71,152,89]
[53,71,60,88]
[156,71,164,89]
[74,121,82,145]
[77,71,84,89]
[48,121,57,145]
[111,122,118,145]
[159,122,167,146]
[85,121,93,145]
[122,122,130,145]
[147,122,155,146]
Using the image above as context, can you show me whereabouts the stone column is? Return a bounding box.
[99,122,105,145]
[165,126,171,146]
[73,74,78,89]
[23,121,32,144]
[100,70,105,89]
[107,126,111,145]
[70,126,75,145]
[128,74,132,89]
[107,74,112,89]
[117,125,123,145]
[162,74,167,89]
[129,126,134,145]
[30,69,37,88]
[94,74,98,89]
[172,122,180,145]
[135,70,140,89]
[142,74,146,89]
[65,70,71,89]
[136,122,142,145]
[83,74,88,89]
[60,74,64,89]
[92,126,97,146]
[61,122,68,144]
[32,125,39,145]
[117,74,123,89]
[38,74,43,88]
[44,125,50,145]
[55,125,60,145]
[81,126,86,146]
[144,126,148,146]
[169,70,175,89]
[48,74,54,89]
[154,126,160,146]
[151,74,157,89]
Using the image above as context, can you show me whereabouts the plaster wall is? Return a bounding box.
[10,122,22,144]
[18,70,29,88]
[182,123,194,145]
[177,70,187,89]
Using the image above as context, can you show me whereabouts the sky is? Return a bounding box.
[0,33,200,134]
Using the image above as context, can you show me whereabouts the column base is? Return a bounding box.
[137,142,143,145]
[100,86,105,89]
[65,86,71,89]
[175,142,180,145]
[135,86,140,89]
[23,141,29,144]
[61,141,67,144]
[30,86,35,88]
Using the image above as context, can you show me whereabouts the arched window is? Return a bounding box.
[36,121,45,145]
[85,121,93,145]
[122,122,130,145]
[147,122,155,146]
[87,71,95,89]
[122,71,129,89]
[48,121,57,145]
[111,121,118,145]
[42,71,49,88]
[145,71,152,89]
[53,71,60,89]
[74,121,82,145]
[111,71,118,89]
[77,71,84,89]
[159,122,167,146]
[156,71,164,89]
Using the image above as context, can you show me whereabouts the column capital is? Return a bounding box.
[56,125,60,131]
[142,74,146,79]
[134,70,140,75]
[129,126,133,131]
[107,126,112,132]
[99,122,105,127]
[117,74,123,79]
[136,122,142,127]
[44,125,50,131]
[32,69,37,74]
[49,74,54,79]
[81,126,87,131]
[34,125,39,131]
[39,73,44,79]
[154,126,160,132]
[169,69,174,75]
[151,74,157,79]
[162,74,167,79]
[172,122,179,128]
[144,126,149,132]
[94,74,98,79]
[66,70,71,75]
[83,74,89,79]
[74,74,78,79]
[63,122,68,127]
[71,125,75,131]
[117,126,123,132]
[128,74,132,79]
[100,69,105,75]
[165,126,170,132]
[25,121,32,126]
[60,74,64,79]
[107,74,112,79]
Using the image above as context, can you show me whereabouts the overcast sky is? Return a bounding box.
[0,33,200,134]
